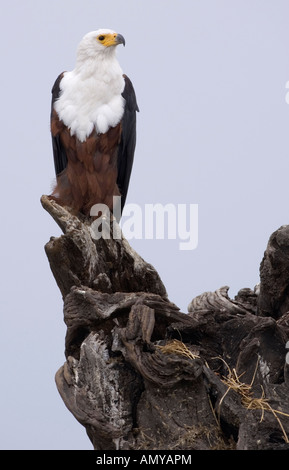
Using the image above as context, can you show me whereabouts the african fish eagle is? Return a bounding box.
[50,29,138,219]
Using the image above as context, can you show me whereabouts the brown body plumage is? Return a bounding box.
[51,108,122,215]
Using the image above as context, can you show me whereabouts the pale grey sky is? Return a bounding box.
[1,0,289,449]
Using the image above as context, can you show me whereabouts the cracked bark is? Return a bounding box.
[41,195,289,450]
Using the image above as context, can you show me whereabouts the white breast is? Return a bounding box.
[54,58,125,142]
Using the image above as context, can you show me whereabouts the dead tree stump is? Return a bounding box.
[41,195,289,450]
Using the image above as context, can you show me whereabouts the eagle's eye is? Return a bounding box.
[98,35,105,41]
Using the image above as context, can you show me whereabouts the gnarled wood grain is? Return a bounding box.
[42,196,289,450]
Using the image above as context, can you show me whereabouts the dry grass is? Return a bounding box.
[217,357,289,444]
[156,339,199,360]
[135,424,231,450]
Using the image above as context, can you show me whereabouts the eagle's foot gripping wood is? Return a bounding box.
[42,197,289,450]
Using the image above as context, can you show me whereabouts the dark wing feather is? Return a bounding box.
[117,74,139,212]
[51,73,67,176]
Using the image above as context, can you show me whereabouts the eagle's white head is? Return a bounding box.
[76,29,125,64]
[55,29,126,140]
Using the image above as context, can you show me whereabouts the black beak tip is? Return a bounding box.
[116,33,126,47]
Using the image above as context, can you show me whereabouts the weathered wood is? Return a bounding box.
[42,196,289,450]
[41,195,167,299]
[258,225,289,319]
